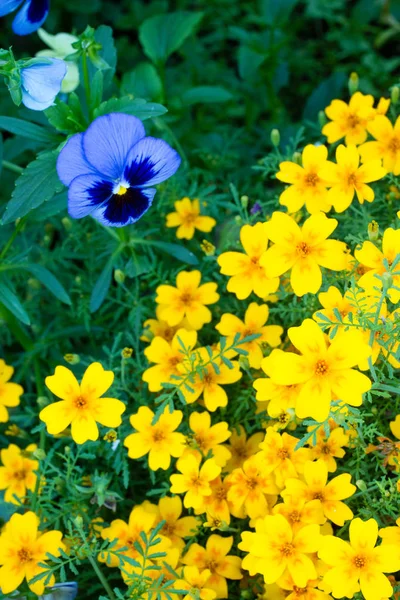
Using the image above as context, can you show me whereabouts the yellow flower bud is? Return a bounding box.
[121,347,133,359]
[200,240,216,256]
[368,220,379,241]
[64,353,80,365]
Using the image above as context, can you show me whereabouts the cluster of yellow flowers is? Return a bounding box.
[1,89,400,600]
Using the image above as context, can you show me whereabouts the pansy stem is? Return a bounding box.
[88,555,117,600]
[82,51,92,121]
[2,160,24,174]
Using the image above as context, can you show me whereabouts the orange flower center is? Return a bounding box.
[304,172,319,187]
[296,242,311,257]
[205,559,219,573]
[180,291,194,305]
[162,522,176,536]
[279,413,290,424]
[204,372,215,385]
[168,356,182,368]
[215,486,228,501]
[18,548,34,563]
[353,554,367,569]
[182,212,197,225]
[288,510,301,524]
[388,137,400,153]
[246,477,259,490]
[194,434,206,450]
[277,447,290,459]
[280,542,294,557]
[315,360,329,375]
[293,586,308,596]
[320,443,331,455]
[347,113,361,129]
[312,491,325,501]
[13,469,27,481]
[347,172,359,186]
[75,396,87,408]
[152,429,166,442]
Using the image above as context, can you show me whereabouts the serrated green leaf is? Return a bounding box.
[2,151,64,224]
[29,191,68,221]
[0,117,59,143]
[93,96,167,120]
[45,98,85,134]
[0,280,30,325]
[139,12,203,65]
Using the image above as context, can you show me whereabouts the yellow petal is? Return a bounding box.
[45,366,80,400]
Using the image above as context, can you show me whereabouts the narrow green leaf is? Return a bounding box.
[0,117,59,143]
[148,241,198,265]
[182,86,233,105]
[0,280,30,325]
[24,264,71,305]
[90,259,113,313]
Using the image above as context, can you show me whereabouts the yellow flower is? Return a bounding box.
[182,534,243,598]
[198,475,232,525]
[185,410,232,467]
[390,415,400,440]
[180,348,242,412]
[313,285,354,331]
[262,319,371,422]
[156,270,219,329]
[309,426,349,472]
[282,460,355,526]
[256,430,311,489]
[319,517,400,600]
[239,514,321,587]
[141,306,188,344]
[215,303,283,369]
[0,359,23,422]
[166,197,216,240]
[276,570,332,600]
[262,212,348,297]
[175,566,217,600]
[224,426,264,471]
[124,406,185,470]
[379,517,400,549]
[253,375,301,419]
[0,511,64,595]
[273,495,325,533]
[100,505,169,567]
[320,144,386,212]
[322,92,375,145]
[157,495,200,551]
[40,363,126,444]
[217,222,279,300]
[170,453,221,509]
[276,144,331,214]
[355,227,400,303]
[142,328,197,392]
[226,456,279,520]
[359,115,400,175]
[0,443,38,504]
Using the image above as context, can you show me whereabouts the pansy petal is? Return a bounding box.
[91,187,156,227]
[124,136,181,187]
[21,58,66,103]
[0,0,23,17]
[83,113,146,179]
[68,174,113,219]
[12,0,49,35]
[57,133,97,186]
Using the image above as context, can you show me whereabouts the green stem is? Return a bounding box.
[82,52,92,120]
[0,216,26,260]
[2,160,23,174]
[87,555,117,600]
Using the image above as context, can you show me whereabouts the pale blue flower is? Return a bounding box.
[20,57,66,110]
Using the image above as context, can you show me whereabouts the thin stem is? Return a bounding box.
[81,51,92,121]
[0,216,26,260]
[2,160,23,174]
[87,555,117,600]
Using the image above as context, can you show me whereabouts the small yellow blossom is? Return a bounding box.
[256,430,311,488]
[156,270,219,329]
[359,115,400,175]
[124,406,185,470]
[175,566,217,600]
[156,495,200,550]
[0,511,64,595]
[40,363,126,444]
[217,222,279,300]
[276,144,331,214]
[320,144,386,212]
[319,517,400,600]
[170,453,221,510]
[0,359,23,423]
[185,410,232,467]
[309,426,349,472]
[224,426,264,471]
[0,443,38,504]
[262,212,348,296]
[216,303,283,369]
[201,239,216,256]
[322,92,376,145]
[166,197,216,240]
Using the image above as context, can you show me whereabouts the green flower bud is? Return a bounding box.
[348,72,359,96]
[64,353,80,365]
[240,195,249,209]
[270,128,280,147]
[114,269,125,284]
[37,396,49,408]
[391,86,399,105]
[382,272,393,291]
[356,480,367,492]
[318,110,327,128]
[33,448,46,461]
[368,220,379,241]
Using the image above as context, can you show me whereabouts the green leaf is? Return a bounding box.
[91,25,117,90]
[29,191,68,221]
[139,11,203,65]
[0,117,59,143]
[24,264,71,305]
[148,241,199,265]
[121,62,163,101]
[45,97,86,134]
[91,70,104,111]
[238,45,266,80]
[125,254,152,278]
[2,151,64,224]
[182,86,233,105]
[94,96,167,120]
[0,132,3,178]
[259,0,300,24]
[303,72,346,121]
[90,259,113,313]
[0,280,30,325]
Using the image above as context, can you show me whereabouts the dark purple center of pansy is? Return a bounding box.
[87,180,152,225]
[28,0,49,23]
[123,156,157,187]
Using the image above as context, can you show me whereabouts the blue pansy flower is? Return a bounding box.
[21,57,66,110]
[57,113,181,228]
[0,0,49,36]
